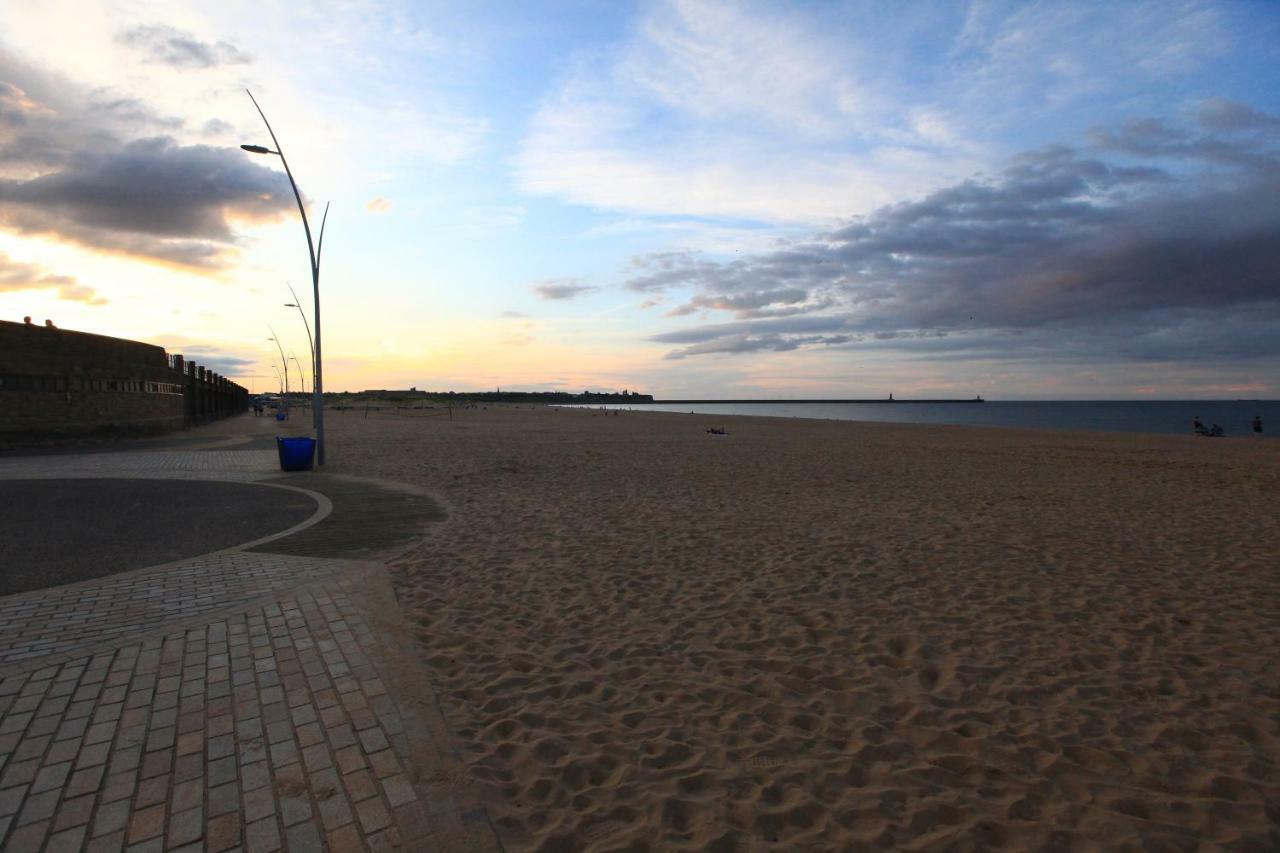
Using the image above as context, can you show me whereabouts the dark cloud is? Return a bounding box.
[847,306,1280,366]
[0,49,292,269]
[652,314,848,344]
[201,118,234,138]
[1089,116,1279,172]
[166,344,257,375]
[626,251,728,292]
[0,137,293,268]
[117,25,251,69]
[186,354,256,375]
[88,94,185,131]
[665,287,810,318]
[1,65,96,171]
[652,316,856,361]
[0,252,106,304]
[533,279,598,300]
[0,137,281,239]
[663,332,856,360]
[634,103,1280,365]
[0,72,184,168]
[1196,98,1280,133]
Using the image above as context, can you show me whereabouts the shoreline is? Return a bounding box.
[556,401,1278,440]
[651,398,986,404]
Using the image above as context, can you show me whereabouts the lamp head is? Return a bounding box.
[241,144,276,155]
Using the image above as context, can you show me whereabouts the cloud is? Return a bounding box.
[0,50,293,269]
[86,95,185,132]
[0,252,106,304]
[498,311,528,319]
[1089,117,1275,171]
[0,137,294,268]
[117,25,251,69]
[651,314,851,345]
[181,354,257,375]
[626,250,749,293]
[202,118,234,138]
[634,105,1280,365]
[533,279,598,300]
[516,0,980,224]
[366,196,392,213]
[516,0,1234,227]
[665,287,811,318]
[950,1,1228,108]
[153,341,257,375]
[1196,97,1280,133]
[0,62,182,172]
[662,331,856,360]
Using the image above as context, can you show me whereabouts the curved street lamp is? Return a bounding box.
[243,90,329,464]
[290,353,307,396]
[267,327,289,417]
[284,282,315,426]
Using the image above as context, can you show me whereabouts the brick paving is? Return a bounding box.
[0,575,438,852]
[7,580,407,850]
[0,553,344,673]
[0,437,500,852]
[0,450,280,483]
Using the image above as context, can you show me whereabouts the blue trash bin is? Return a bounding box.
[275,412,286,421]
[276,436,316,471]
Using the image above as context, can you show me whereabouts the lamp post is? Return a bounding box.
[284,283,315,426]
[242,90,329,464]
[267,327,289,418]
[290,353,307,396]
[271,365,283,396]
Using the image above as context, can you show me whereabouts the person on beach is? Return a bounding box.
[1253,415,1263,435]
[1193,416,1208,435]
[1210,423,1224,437]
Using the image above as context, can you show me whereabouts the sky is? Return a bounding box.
[2,0,1279,399]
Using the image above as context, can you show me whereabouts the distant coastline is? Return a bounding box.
[654,397,985,404]
[572,399,1278,437]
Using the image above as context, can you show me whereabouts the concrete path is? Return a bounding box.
[0,420,500,852]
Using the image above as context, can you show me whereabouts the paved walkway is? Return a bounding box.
[0,480,318,596]
[0,423,500,852]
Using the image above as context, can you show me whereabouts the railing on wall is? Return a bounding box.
[170,355,250,423]
[0,359,250,425]
[0,321,252,440]
[0,374,184,394]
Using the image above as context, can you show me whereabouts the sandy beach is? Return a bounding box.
[322,405,1280,851]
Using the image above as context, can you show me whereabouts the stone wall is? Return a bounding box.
[0,320,249,442]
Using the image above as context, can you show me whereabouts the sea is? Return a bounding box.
[566,400,1279,437]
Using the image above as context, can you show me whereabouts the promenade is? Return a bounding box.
[0,418,499,852]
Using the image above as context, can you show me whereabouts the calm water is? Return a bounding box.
[569,401,1279,437]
